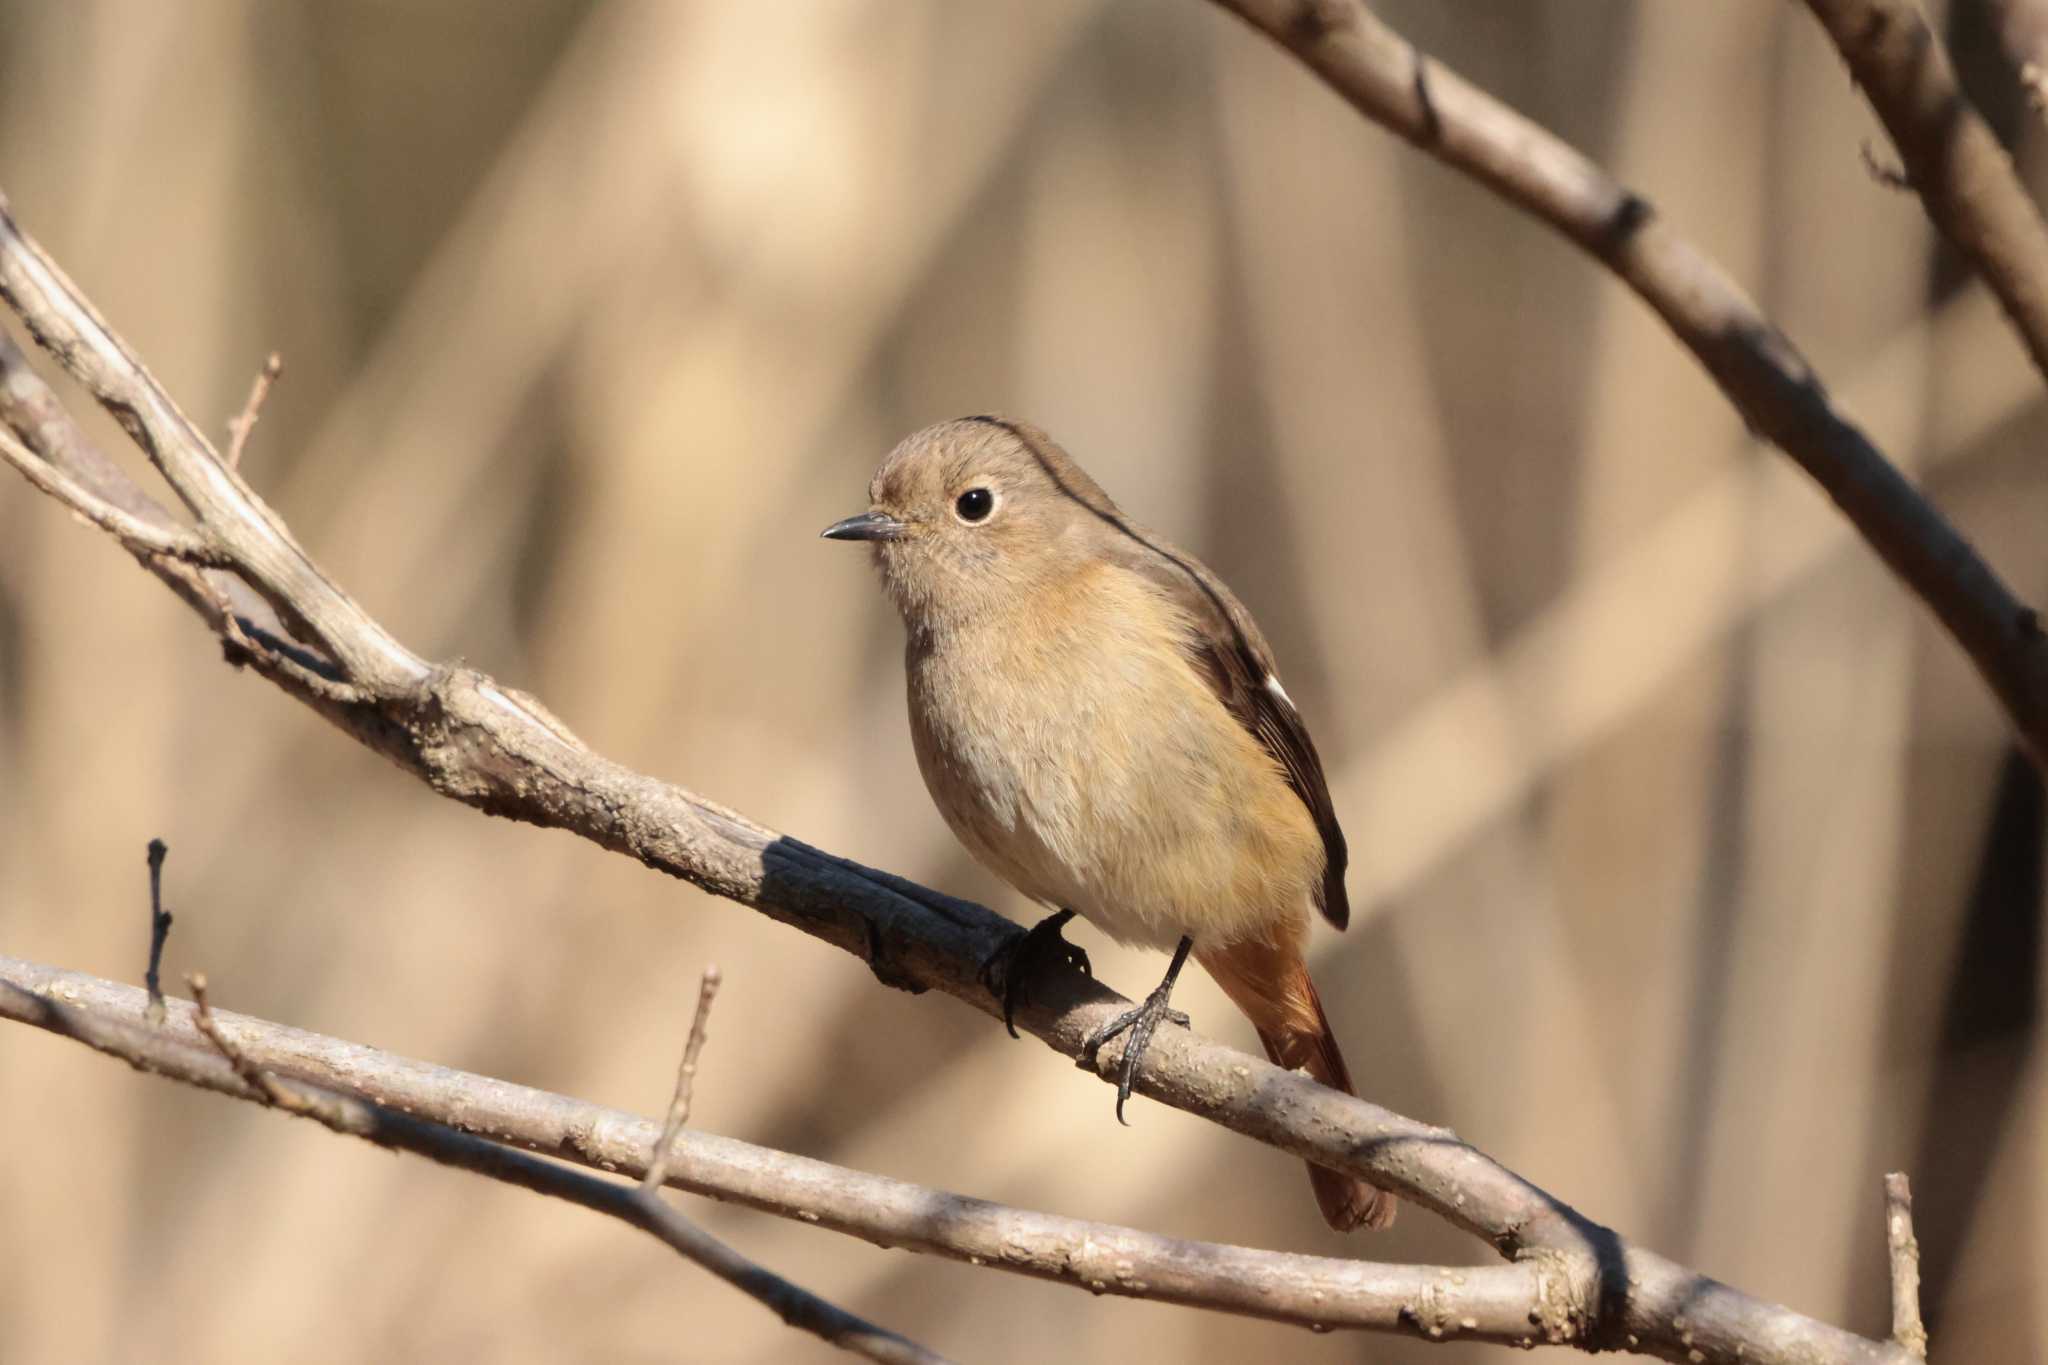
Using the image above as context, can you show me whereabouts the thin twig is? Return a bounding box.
[1883,1172,1928,1358]
[188,972,285,1101]
[0,423,229,566]
[224,351,281,470]
[143,840,173,1026]
[644,964,722,1193]
[178,969,949,1365]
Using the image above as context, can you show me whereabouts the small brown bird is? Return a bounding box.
[822,416,1393,1232]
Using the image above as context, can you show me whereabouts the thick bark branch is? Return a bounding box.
[1797,0,2048,393]
[1203,0,2048,769]
[0,187,1912,1360]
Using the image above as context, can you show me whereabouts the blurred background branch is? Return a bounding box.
[1799,0,2048,395]
[1208,0,2048,767]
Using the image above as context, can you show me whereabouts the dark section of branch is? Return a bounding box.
[1203,0,2048,769]
[1799,0,2048,393]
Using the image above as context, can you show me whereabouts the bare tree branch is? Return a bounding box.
[1202,0,2048,768]
[1797,0,2048,391]
[1883,1173,1928,1358]
[0,954,1556,1344]
[0,199,423,689]
[11,962,951,1365]
[0,182,1919,1362]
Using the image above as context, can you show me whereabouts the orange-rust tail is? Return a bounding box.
[1196,937,1396,1232]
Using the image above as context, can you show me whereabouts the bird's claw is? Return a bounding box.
[1080,985,1190,1125]
[981,909,1090,1039]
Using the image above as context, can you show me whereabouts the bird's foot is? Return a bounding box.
[980,908,1090,1039]
[1080,982,1190,1125]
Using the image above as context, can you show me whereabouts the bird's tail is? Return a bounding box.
[1196,936,1396,1232]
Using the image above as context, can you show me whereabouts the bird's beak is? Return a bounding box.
[820,510,908,542]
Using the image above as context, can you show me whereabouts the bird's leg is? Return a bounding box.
[980,907,1091,1038]
[1082,935,1194,1124]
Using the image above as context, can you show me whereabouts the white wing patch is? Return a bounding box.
[1264,674,1295,709]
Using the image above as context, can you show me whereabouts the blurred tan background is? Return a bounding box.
[2,1,2045,1361]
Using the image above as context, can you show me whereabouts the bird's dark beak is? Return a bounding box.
[820,510,907,543]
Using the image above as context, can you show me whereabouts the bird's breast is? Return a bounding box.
[903,570,1322,948]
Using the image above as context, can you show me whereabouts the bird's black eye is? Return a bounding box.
[955,487,994,523]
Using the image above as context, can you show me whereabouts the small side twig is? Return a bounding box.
[189,972,286,1102]
[143,839,174,1026]
[1883,1172,1927,1358]
[644,964,722,1193]
[224,352,281,470]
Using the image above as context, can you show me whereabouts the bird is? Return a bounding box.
[821,415,1393,1231]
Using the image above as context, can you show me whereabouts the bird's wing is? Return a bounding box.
[1110,532,1352,931]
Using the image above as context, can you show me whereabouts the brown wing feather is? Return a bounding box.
[1184,620,1351,931]
[965,416,1351,929]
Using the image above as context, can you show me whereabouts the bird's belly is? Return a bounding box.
[909,635,1319,951]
